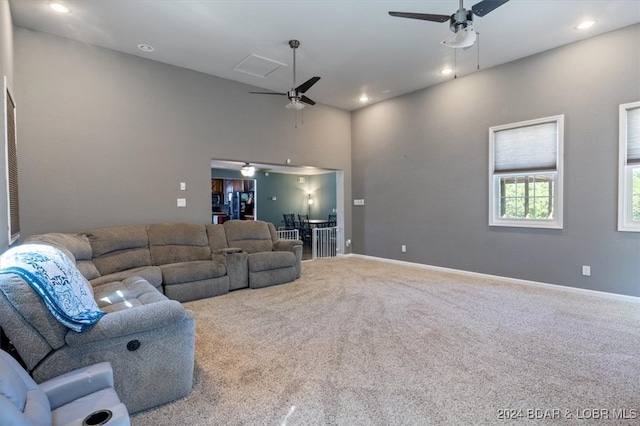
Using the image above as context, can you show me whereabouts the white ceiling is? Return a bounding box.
[9,0,640,112]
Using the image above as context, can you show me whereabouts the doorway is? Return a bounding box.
[210,159,345,255]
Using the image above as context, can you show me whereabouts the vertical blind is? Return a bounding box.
[494,121,558,173]
[6,87,19,243]
[627,106,640,164]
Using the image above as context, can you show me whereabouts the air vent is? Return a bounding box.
[232,54,287,78]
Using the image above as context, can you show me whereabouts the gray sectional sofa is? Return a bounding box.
[26,220,303,302]
[0,220,302,414]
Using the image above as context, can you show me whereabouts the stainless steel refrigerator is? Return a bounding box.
[229,191,253,220]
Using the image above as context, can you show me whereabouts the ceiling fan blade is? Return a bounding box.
[300,96,316,106]
[296,77,321,94]
[388,11,450,23]
[471,0,509,17]
[249,91,286,95]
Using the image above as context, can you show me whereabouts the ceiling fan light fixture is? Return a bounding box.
[441,27,477,48]
[285,100,306,110]
[576,20,596,30]
[240,164,256,177]
[49,2,69,13]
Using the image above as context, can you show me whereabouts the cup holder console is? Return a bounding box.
[82,409,113,426]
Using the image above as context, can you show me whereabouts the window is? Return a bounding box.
[4,77,19,243]
[618,101,640,232]
[489,115,564,229]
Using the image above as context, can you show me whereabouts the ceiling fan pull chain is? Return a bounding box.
[454,49,458,79]
[477,31,481,70]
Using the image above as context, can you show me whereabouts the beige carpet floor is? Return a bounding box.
[131,257,640,425]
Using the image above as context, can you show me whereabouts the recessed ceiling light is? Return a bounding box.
[576,20,596,30]
[49,2,69,13]
[137,44,155,52]
[359,95,369,103]
[440,67,454,75]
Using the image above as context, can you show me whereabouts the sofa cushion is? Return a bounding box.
[93,276,166,313]
[248,251,296,273]
[148,224,212,265]
[223,220,273,253]
[25,233,100,280]
[160,261,226,285]
[87,226,151,276]
[206,224,229,252]
[90,266,163,290]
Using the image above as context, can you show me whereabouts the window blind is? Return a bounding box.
[6,87,19,243]
[494,121,558,173]
[627,106,640,164]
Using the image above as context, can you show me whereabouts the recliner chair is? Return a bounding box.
[223,220,302,289]
[0,349,130,425]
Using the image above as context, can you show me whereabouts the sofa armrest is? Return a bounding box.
[273,240,303,252]
[40,362,114,410]
[65,300,186,346]
[73,403,129,426]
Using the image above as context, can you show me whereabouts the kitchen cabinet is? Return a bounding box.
[211,179,223,194]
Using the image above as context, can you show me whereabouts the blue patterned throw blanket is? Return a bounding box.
[0,244,105,332]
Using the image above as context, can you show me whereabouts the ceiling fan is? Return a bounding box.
[389,0,510,48]
[250,40,321,110]
[240,162,256,177]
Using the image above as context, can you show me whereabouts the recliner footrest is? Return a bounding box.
[248,252,296,272]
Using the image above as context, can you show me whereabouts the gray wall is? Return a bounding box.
[212,168,337,228]
[352,24,640,296]
[13,28,351,243]
[0,0,13,249]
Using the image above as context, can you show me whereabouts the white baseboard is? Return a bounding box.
[342,254,640,303]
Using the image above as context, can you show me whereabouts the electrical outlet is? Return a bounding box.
[401,245,407,253]
[582,265,591,276]
[180,182,186,191]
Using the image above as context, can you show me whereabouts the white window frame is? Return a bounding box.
[489,115,564,229]
[618,101,640,232]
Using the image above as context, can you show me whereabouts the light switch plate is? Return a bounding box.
[177,198,186,207]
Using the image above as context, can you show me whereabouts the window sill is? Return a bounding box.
[489,219,563,230]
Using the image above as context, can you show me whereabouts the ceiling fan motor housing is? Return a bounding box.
[450,10,474,32]
[287,89,300,102]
